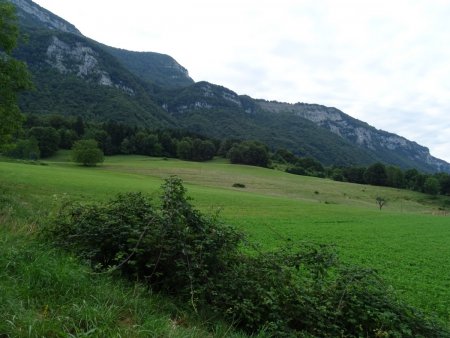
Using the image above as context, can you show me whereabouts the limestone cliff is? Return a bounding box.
[258,100,450,172]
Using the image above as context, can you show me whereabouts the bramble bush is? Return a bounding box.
[44,177,449,337]
[44,177,242,302]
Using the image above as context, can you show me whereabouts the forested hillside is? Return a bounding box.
[8,0,450,172]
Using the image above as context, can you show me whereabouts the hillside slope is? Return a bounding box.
[258,100,450,172]
[158,81,450,171]
[14,30,174,127]
[103,46,194,89]
[8,0,450,172]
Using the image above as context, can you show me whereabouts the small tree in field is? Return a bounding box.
[376,196,387,210]
[72,139,104,166]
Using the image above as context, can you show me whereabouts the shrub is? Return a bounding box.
[45,177,242,301]
[71,139,104,166]
[44,177,449,337]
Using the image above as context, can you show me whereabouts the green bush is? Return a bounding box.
[44,177,449,337]
[45,177,241,300]
[71,139,104,166]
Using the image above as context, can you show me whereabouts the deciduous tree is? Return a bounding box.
[71,139,104,166]
[0,1,32,147]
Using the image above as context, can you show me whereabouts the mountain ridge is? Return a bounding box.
[8,0,450,172]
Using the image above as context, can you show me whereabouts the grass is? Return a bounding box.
[0,218,248,337]
[1,153,450,331]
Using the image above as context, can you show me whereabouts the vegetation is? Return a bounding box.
[10,0,449,172]
[102,45,194,89]
[376,196,387,210]
[0,228,244,337]
[1,155,450,336]
[177,137,216,161]
[5,113,450,200]
[15,29,173,128]
[0,0,32,147]
[71,139,104,166]
[227,140,270,167]
[44,177,449,337]
[4,2,449,335]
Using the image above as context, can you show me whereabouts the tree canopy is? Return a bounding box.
[0,1,32,147]
[71,139,104,166]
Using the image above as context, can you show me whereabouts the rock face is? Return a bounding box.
[9,0,81,35]
[45,36,134,94]
[9,0,192,90]
[258,101,450,172]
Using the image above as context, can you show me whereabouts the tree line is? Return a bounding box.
[4,113,450,197]
[4,114,270,165]
[278,149,450,196]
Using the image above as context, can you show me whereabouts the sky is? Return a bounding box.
[32,0,450,162]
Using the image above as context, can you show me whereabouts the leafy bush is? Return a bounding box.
[71,139,104,166]
[44,177,449,337]
[45,177,241,300]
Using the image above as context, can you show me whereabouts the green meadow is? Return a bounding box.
[1,154,450,327]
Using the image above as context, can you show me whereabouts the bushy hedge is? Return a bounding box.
[44,177,449,337]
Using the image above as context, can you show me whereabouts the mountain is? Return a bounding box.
[8,0,450,172]
[257,101,450,172]
[10,0,188,127]
[102,46,194,89]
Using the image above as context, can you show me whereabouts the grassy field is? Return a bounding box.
[1,154,449,328]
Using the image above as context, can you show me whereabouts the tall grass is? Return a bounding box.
[0,227,251,337]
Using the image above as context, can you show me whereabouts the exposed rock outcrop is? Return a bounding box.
[258,100,450,172]
[10,0,81,35]
[46,36,134,94]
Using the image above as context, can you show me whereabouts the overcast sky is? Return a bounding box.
[33,0,450,162]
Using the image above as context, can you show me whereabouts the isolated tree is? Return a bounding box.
[376,196,387,210]
[0,1,32,147]
[72,139,104,166]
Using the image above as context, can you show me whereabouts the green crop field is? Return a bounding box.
[1,154,450,326]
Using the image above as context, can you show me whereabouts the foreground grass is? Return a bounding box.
[0,224,249,337]
[1,154,449,327]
